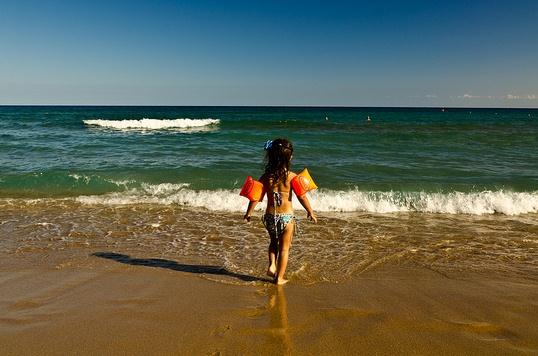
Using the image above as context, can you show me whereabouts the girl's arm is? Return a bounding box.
[297,195,317,223]
[243,200,258,222]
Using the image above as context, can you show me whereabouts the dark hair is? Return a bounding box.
[264,138,293,184]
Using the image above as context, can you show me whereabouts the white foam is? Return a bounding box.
[36,222,54,227]
[75,185,243,212]
[83,118,220,130]
[68,173,91,184]
[309,190,538,215]
[68,174,137,189]
[72,184,538,216]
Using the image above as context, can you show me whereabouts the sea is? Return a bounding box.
[1,106,537,283]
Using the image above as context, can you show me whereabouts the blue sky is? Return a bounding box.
[0,0,537,107]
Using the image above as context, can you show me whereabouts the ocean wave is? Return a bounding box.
[67,173,136,188]
[310,190,538,215]
[75,183,236,211]
[72,185,538,216]
[83,118,220,130]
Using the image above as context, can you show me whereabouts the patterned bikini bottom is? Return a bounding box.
[262,213,296,238]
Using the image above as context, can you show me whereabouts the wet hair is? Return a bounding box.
[264,138,293,184]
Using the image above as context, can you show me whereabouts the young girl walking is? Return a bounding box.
[243,138,317,285]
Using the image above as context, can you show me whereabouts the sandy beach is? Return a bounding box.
[2,243,538,355]
[1,201,538,354]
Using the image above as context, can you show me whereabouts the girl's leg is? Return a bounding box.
[267,236,278,277]
[275,222,294,285]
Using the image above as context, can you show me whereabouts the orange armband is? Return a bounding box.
[291,168,318,197]
[239,176,266,202]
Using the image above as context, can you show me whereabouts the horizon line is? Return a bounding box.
[1,104,538,110]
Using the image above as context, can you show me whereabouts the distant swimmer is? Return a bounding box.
[366,116,372,122]
[325,116,329,121]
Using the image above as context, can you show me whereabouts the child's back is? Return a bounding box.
[260,171,297,215]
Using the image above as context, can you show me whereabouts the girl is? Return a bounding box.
[243,138,317,285]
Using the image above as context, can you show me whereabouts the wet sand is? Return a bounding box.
[1,250,538,355]
[2,202,538,354]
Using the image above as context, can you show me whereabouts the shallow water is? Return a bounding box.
[2,201,537,285]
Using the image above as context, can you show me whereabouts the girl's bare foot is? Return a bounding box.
[275,278,288,285]
[267,265,277,278]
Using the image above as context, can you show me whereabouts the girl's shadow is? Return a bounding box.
[92,252,267,283]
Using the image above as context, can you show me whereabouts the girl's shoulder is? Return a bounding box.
[286,171,298,181]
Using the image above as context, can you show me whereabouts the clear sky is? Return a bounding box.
[1,0,537,107]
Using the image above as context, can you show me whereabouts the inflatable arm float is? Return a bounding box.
[239,176,266,202]
[291,168,318,197]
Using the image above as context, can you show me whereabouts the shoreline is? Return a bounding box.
[2,202,537,283]
[1,249,537,354]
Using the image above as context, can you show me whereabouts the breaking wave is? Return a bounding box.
[72,185,538,216]
[83,118,220,131]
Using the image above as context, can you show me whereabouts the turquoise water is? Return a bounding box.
[1,106,537,214]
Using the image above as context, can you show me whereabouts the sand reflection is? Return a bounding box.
[267,285,293,355]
